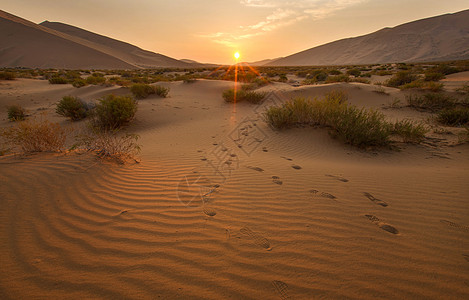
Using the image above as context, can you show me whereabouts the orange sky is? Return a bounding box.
[1,0,468,64]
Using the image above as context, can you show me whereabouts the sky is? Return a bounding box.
[1,0,468,64]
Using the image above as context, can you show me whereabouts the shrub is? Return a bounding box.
[56,96,88,121]
[1,118,68,153]
[7,105,26,121]
[72,78,86,88]
[0,71,15,80]
[49,76,68,84]
[386,71,417,87]
[278,74,288,82]
[406,93,457,111]
[325,74,349,83]
[425,81,444,92]
[424,72,445,82]
[73,130,141,163]
[328,69,342,75]
[437,107,469,126]
[264,95,392,147]
[91,95,138,130]
[223,89,266,104]
[154,85,170,98]
[391,119,427,143]
[347,69,361,77]
[130,83,156,99]
[85,75,106,85]
[130,84,169,99]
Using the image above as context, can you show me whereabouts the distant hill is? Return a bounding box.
[0,9,191,69]
[249,58,283,66]
[267,9,469,66]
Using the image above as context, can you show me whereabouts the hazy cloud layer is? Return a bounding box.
[200,0,368,46]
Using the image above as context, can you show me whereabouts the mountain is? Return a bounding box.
[0,9,190,69]
[267,9,469,66]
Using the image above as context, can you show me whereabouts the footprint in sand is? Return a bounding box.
[365,214,399,234]
[291,165,302,170]
[262,147,268,152]
[203,207,217,217]
[240,227,272,251]
[272,176,283,185]
[309,189,336,199]
[440,220,469,232]
[272,280,290,299]
[246,166,264,172]
[463,254,469,263]
[280,156,293,161]
[325,174,349,182]
[363,192,388,207]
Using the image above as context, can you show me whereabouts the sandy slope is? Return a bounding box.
[1,79,468,299]
[268,9,469,66]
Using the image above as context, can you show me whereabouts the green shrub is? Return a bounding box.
[325,74,349,83]
[49,76,68,84]
[347,69,361,77]
[92,95,138,130]
[1,118,68,152]
[154,85,170,98]
[424,72,445,81]
[7,105,26,121]
[406,93,457,111]
[278,74,288,82]
[386,71,417,87]
[0,71,16,80]
[72,78,86,88]
[328,69,342,75]
[264,94,392,147]
[130,83,156,99]
[86,75,106,85]
[437,107,469,126]
[392,119,427,143]
[56,96,88,121]
[223,89,266,104]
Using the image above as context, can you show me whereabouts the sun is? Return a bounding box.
[234,52,240,60]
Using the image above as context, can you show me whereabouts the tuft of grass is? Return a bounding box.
[264,94,392,147]
[223,89,267,104]
[56,96,88,121]
[7,105,26,121]
[1,118,68,153]
[406,93,457,111]
[437,107,469,126]
[91,95,138,130]
[424,72,445,81]
[391,119,428,143]
[264,91,429,147]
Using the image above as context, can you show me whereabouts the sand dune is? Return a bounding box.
[268,9,469,66]
[0,10,191,69]
[1,79,469,299]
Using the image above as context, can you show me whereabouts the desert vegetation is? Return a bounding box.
[264,91,427,147]
[7,105,26,121]
[223,88,267,104]
[56,96,89,121]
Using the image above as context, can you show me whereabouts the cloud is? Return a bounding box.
[199,0,368,46]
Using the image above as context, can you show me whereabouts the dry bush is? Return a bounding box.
[1,118,68,153]
[73,130,141,163]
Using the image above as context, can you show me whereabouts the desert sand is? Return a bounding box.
[1,77,469,299]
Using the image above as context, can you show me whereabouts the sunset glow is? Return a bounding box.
[234,52,240,60]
